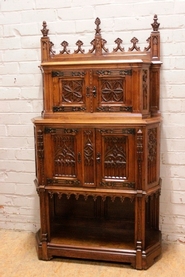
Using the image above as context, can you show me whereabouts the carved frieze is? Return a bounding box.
[100,181,135,189]
[48,190,135,202]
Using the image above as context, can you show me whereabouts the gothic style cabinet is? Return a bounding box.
[33,15,162,269]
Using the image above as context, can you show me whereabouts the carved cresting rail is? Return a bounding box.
[40,15,160,62]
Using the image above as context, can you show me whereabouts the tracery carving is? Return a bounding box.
[145,36,151,51]
[74,40,85,54]
[53,106,86,112]
[113,38,124,52]
[148,128,157,162]
[100,181,135,189]
[48,191,135,202]
[60,41,70,54]
[100,79,124,102]
[47,178,80,186]
[52,71,64,77]
[62,80,83,103]
[104,137,127,179]
[96,69,132,77]
[49,41,55,56]
[37,130,44,159]
[148,128,157,184]
[84,130,94,166]
[83,130,95,185]
[137,129,143,189]
[53,135,76,177]
[129,37,140,51]
[142,69,148,110]
[122,128,135,135]
[36,129,44,186]
[96,106,132,112]
[98,129,113,134]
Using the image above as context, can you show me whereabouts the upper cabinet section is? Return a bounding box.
[40,15,162,119]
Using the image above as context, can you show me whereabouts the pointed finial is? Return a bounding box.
[95,17,101,35]
[151,15,160,31]
[41,21,49,37]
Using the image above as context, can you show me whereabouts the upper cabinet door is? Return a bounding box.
[51,69,89,113]
[92,69,133,113]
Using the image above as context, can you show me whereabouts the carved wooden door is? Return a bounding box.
[51,69,89,112]
[92,69,133,112]
[44,126,97,188]
[96,128,136,190]
[44,127,83,187]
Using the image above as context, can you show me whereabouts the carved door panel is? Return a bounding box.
[51,69,89,112]
[44,127,83,187]
[96,128,136,189]
[92,69,133,113]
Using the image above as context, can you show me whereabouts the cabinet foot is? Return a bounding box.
[35,230,53,261]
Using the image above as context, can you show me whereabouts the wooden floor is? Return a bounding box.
[0,229,185,276]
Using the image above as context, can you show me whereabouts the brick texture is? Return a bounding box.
[0,0,185,241]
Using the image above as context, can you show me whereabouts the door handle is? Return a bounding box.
[96,153,101,164]
[92,86,97,98]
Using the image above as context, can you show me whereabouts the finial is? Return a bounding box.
[151,15,160,31]
[41,21,49,37]
[95,17,101,35]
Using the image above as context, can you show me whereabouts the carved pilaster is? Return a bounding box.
[36,129,44,186]
[150,15,160,60]
[40,21,52,62]
[137,129,143,190]
[148,128,157,184]
[142,69,148,111]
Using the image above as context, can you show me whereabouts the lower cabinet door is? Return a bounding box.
[96,127,136,190]
[44,126,83,187]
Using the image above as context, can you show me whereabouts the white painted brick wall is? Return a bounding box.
[0,0,185,241]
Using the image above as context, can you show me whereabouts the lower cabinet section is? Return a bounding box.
[35,188,161,269]
[34,119,161,269]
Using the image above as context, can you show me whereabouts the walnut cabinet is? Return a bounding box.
[33,16,162,269]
